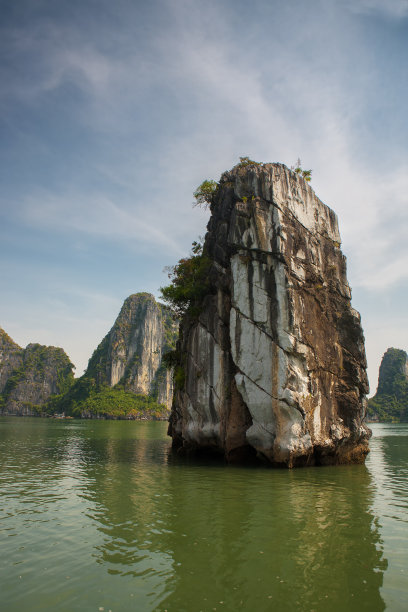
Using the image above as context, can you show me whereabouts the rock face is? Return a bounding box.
[368,348,408,422]
[0,328,74,416]
[86,293,177,408]
[169,162,371,466]
[0,328,23,394]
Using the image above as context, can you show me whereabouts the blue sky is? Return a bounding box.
[1,0,407,393]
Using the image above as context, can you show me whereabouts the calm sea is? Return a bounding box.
[0,418,407,611]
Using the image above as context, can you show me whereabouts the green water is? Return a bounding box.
[0,419,407,612]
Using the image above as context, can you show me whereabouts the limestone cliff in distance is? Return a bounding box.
[0,328,23,394]
[56,293,178,419]
[0,328,75,415]
[85,293,176,408]
[168,160,371,467]
[368,348,408,422]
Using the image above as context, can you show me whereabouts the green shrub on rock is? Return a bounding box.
[193,180,218,208]
[160,241,211,317]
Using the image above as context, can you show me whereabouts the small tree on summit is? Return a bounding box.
[193,180,218,209]
[291,158,312,182]
[238,156,261,167]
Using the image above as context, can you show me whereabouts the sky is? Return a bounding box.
[0,0,407,393]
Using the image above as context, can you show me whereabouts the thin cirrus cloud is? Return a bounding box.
[9,1,408,294]
[19,191,186,256]
[345,0,408,18]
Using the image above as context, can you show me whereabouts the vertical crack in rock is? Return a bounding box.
[169,162,371,467]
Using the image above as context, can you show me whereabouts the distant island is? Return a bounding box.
[0,328,74,416]
[0,293,178,420]
[367,348,408,422]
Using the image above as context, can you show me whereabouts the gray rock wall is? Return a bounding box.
[87,293,177,409]
[169,162,371,466]
[0,328,23,393]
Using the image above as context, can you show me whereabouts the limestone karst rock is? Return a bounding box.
[56,292,178,418]
[0,328,74,415]
[368,348,408,422]
[85,292,177,409]
[168,162,371,466]
[0,328,23,394]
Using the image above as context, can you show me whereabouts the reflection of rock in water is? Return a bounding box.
[368,426,408,608]
[74,422,173,609]
[369,428,408,518]
[377,429,408,472]
[70,423,387,611]
[157,464,387,612]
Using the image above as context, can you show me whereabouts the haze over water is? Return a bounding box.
[0,419,407,611]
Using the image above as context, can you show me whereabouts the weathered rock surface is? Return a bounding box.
[0,328,23,394]
[86,293,177,409]
[368,348,408,422]
[0,328,74,416]
[169,162,371,466]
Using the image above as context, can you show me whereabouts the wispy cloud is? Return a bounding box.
[8,0,407,292]
[18,190,186,256]
[345,0,408,18]
[313,146,408,291]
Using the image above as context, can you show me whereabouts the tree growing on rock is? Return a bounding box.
[193,180,218,209]
[291,157,312,182]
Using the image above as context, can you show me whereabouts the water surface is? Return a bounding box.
[0,419,407,611]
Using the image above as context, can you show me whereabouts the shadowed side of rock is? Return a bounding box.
[168,162,371,467]
[0,328,23,394]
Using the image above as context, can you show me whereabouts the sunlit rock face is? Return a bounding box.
[87,293,177,409]
[169,162,371,467]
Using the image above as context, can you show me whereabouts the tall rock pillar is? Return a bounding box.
[169,162,370,466]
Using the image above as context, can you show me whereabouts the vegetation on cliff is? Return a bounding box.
[0,327,21,351]
[47,384,168,419]
[0,337,75,415]
[291,157,312,182]
[193,180,218,208]
[192,157,311,212]
[368,348,408,422]
[48,293,176,419]
[3,344,74,394]
[160,241,212,317]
